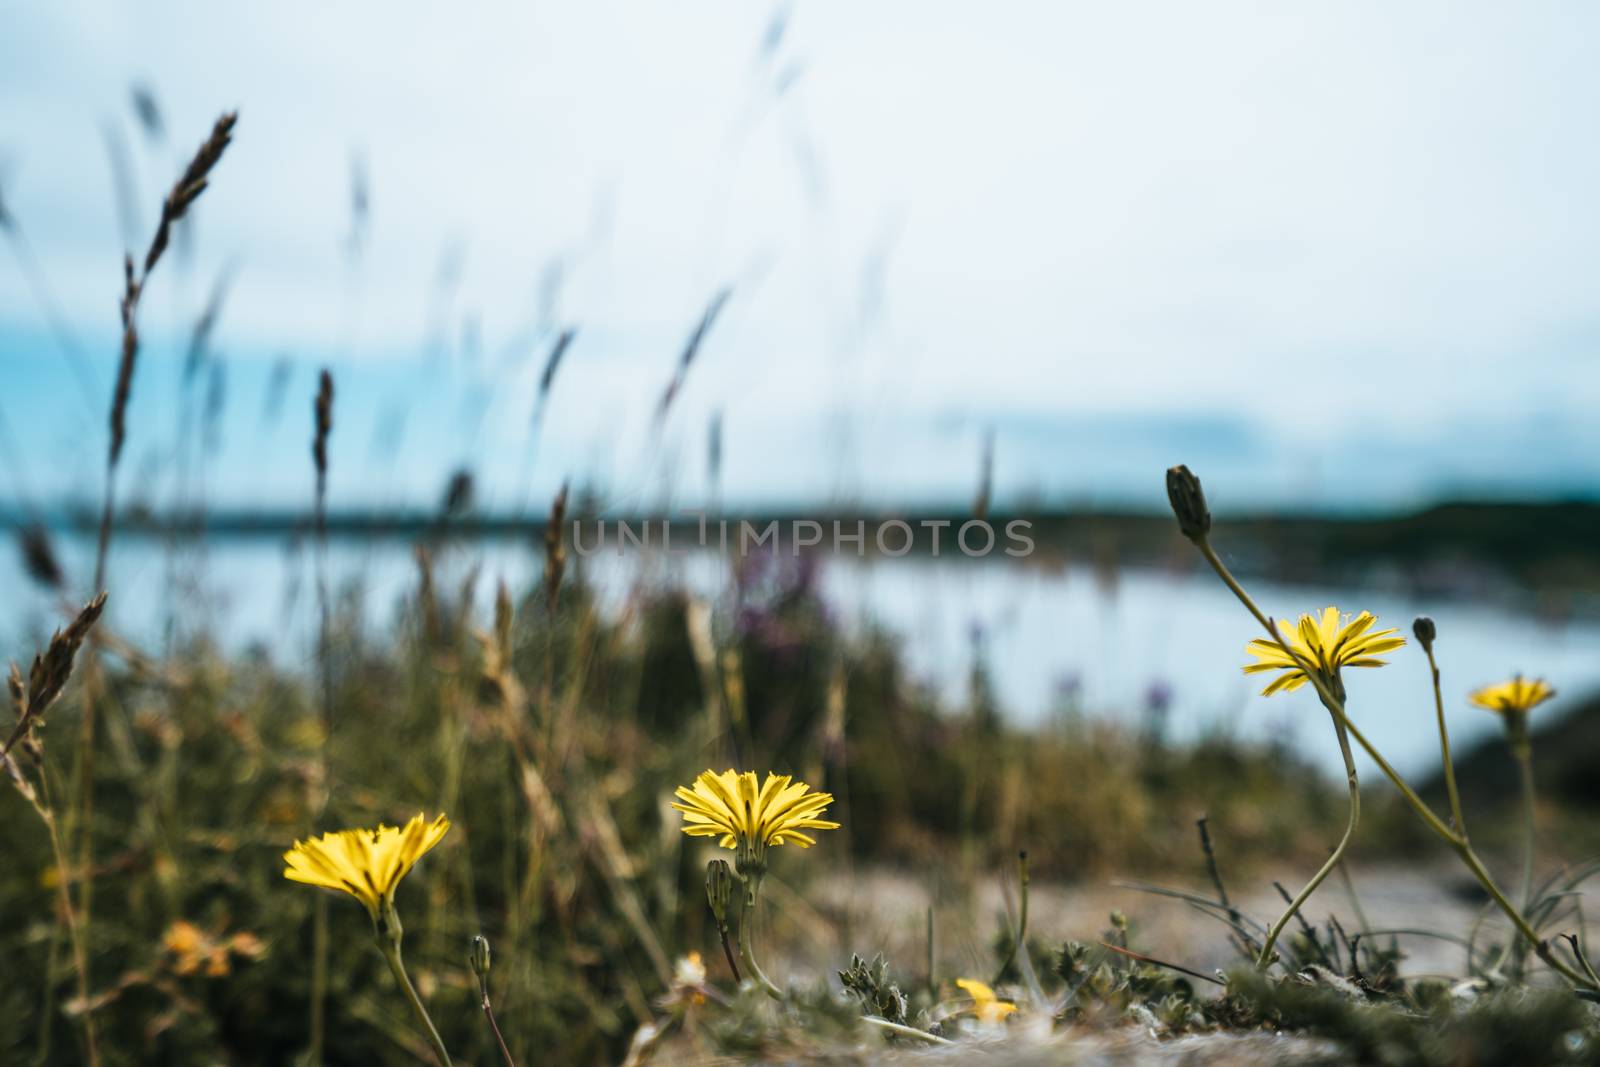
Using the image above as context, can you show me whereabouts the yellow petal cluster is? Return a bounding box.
[283,813,450,918]
[955,978,1017,1023]
[1469,676,1555,717]
[1242,607,1404,697]
[671,769,839,850]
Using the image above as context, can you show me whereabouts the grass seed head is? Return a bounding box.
[144,111,237,276]
[312,368,333,482]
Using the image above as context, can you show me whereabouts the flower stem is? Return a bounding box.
[1511,739,1538,977]
[992,851,1030,985]
[23,780,97,1065]
[716,921,742,983]
[1425,646,1468,841]
[309,894,328,1065]
[377,911,453,1066]
[1515,743,1536,914]
[472,972,517,1067]
[1191,535,1596,991]
[735,874,783,1000]
[1257,703,1359,969]
[862,1016,954,1046]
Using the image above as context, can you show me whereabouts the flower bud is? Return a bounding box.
[1412,616,1436,653]
[705,858,736,925]
[468,934,491,979]
[1165,465,1211,542]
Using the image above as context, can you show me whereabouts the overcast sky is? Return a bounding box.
[4,2,1599,514]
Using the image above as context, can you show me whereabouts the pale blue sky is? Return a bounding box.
[3,2,1599,513]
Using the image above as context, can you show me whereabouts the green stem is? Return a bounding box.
[861,1016,954,1046]
[26,784,96,1065]
[1511,740,1538,978]
[1192,536,1595,990]
[716,922,742,984]
[992,851,1030,985]
[473,974,518,1067]
[309,893,328,1065]
[1515,743,1536,914]
[1426,647,1468,841]
[377,908,453,1066]
[1258,703,1360,969]
[735,874,783,1000]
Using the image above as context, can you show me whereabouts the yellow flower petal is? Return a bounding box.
[1241,607,1403,700]
[283,813,450,917]
[956,978,1018,1023]
[1469,676,1555,716]
[670,769,838,852]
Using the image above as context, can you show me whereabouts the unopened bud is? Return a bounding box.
[706,858,736,925]
[1412,617,1436,653]
[468,934,491,979]
[1165,465,1211,542]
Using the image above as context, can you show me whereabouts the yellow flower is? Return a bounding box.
[671,770,838,856]
[955,978,1017,1023]
[1469,676,1555,717]
[282,813,450,920]
[1242,606,1404,697]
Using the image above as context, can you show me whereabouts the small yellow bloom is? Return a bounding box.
[955,978,1017,1023]
[163,920,204,957]
[164,920,207,974]
[1469,676,1555,717]
[671,769,839,851]
[1243,606,1404,697]
[282,813,450,920]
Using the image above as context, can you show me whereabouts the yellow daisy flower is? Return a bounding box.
[671,770,838,869]
[1243,606,1404,697]
[1469,676,1555,718]
[283,812,450,920]
[955,978,1017,1023]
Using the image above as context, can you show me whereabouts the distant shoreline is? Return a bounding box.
[9,498,1600,598]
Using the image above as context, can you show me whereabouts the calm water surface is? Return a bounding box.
[10,534,1597,779]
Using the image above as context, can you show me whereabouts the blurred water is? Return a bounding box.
[9,533,1598,780]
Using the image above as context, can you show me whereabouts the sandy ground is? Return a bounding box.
[761,860,1521,987]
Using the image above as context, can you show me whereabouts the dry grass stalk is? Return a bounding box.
[543,482,569,616]
[81,120,237,1053]
[656,287,732,419]
[309,365,335,1067]
[17,523,65,591]
[1,593,107,759]
[0,172,101,408]
[99,111,239,591]
[6,663,39,769]
[313,368,333,517]
[538,328,578,404]
[143,111,236,276]
[475,581,525,714]
[973,428,994,523]
[3,593,108,1067]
